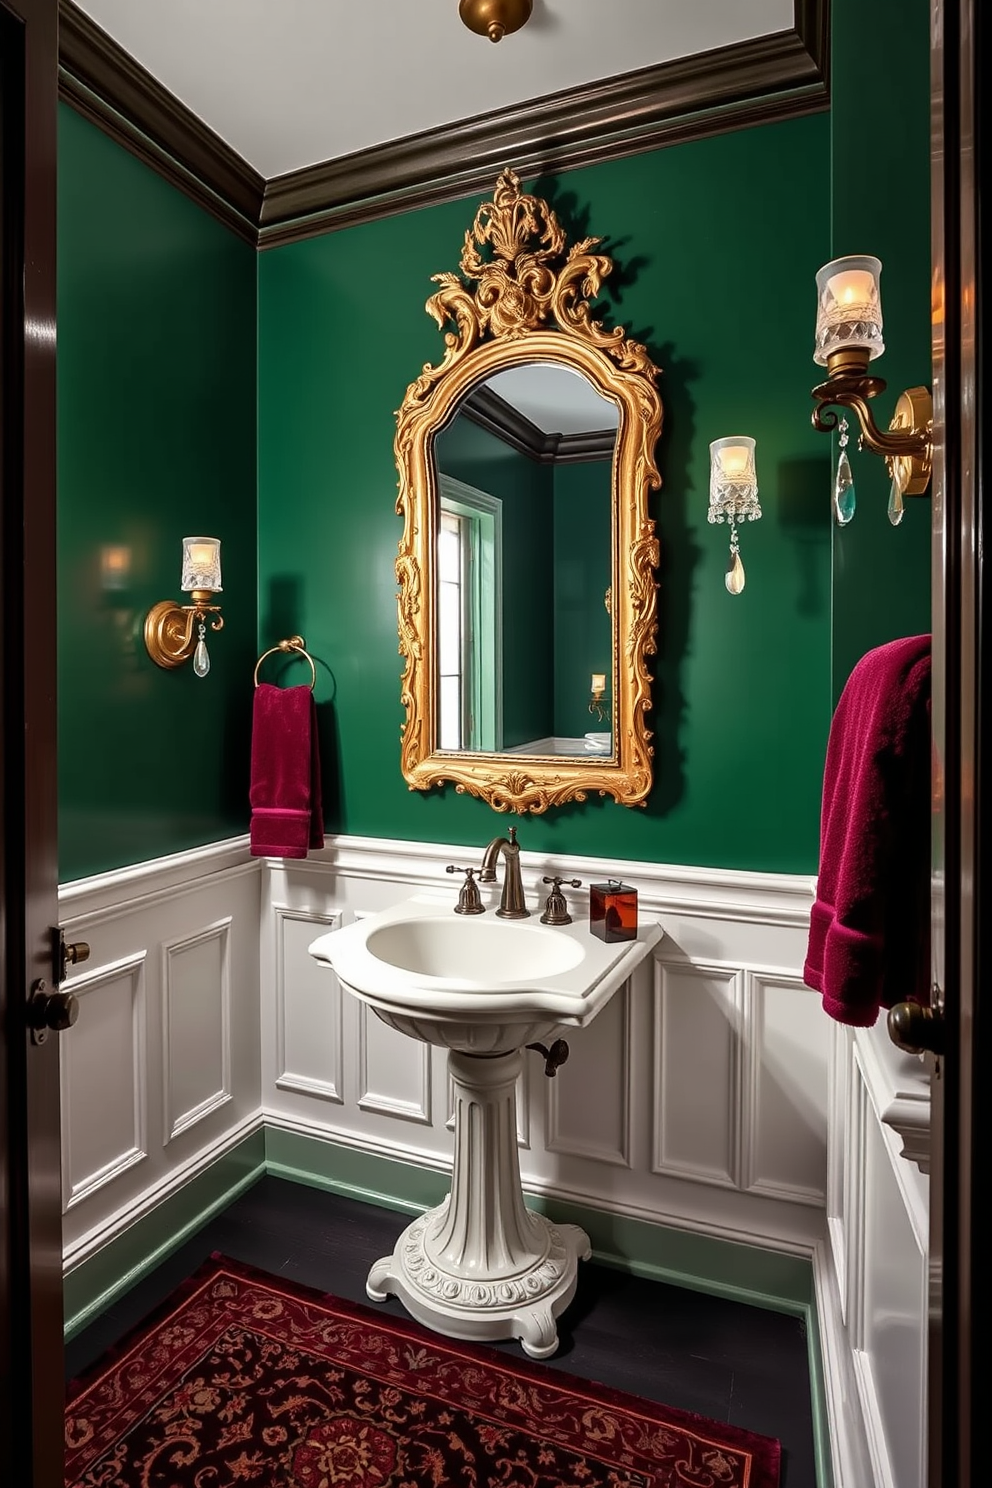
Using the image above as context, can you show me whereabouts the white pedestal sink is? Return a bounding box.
[309,893,661,1357]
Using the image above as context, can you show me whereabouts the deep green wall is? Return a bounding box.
[57,107,258,881]
[435,413,553,746]
[258,117,832,873]
[553,459,612,739]
[829,0,932,697]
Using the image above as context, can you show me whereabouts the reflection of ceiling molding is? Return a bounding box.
[57,0,828,250]
[461,387,615,466]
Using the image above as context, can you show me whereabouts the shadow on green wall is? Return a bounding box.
[646,341,700,819]
[779,456,832,620]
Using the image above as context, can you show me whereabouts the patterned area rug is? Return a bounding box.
[65,1253,781,1487]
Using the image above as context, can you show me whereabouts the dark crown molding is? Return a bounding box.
[57,0,264,245]
[57,0,828,251]
[462,387,615,466]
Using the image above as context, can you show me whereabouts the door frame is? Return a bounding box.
[928,0,982,1483]
[0,0,62,1481]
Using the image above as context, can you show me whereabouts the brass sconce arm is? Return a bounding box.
[811,368,933,497]
[144,592,223,670]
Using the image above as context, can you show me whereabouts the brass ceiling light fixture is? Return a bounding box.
[459,0,533,43]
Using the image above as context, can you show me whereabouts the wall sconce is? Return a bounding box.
[811,255,933,524]
[459,0,532,42]
[707,437,761,595]
[589,672,610,723]
[143,536,223,678]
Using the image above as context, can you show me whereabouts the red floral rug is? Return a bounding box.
[65,1253,781,1487]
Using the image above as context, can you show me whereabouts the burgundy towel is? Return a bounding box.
[249,683,324,859]
[803,634,931,1027]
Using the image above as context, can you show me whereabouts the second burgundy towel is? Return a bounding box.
[803,633,931,1027]
[249,683,324,859]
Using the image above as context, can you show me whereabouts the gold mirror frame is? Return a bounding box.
[395,168,663,814]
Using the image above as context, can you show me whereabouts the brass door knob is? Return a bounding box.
[56,931,90,983]
[887,1000,944,1057]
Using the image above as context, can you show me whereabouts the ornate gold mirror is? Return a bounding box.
[395,169,663,813]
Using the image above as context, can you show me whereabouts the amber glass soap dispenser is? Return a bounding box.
[590,880,638,942]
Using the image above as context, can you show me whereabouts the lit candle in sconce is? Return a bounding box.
[715,443,752,480]
[591,673,606,694]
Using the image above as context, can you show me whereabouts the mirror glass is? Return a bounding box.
[433,362,617,759]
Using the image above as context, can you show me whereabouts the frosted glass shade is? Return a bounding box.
[708,437,760,523]
[814,255,884,366]
[181,536,222,592]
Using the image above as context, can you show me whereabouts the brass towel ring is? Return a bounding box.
[254,635,316,691]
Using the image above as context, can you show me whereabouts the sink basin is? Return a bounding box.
[366,916,585,982]
[308,893,662,1054]
[307,891,662,1359]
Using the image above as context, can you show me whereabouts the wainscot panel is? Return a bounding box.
[58,838,262,1272]
[827,1022,930,1488]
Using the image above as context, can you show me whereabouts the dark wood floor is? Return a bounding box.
[66,1175,819,1486]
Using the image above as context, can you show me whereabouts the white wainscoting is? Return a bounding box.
[827,1022,931,1488]
[56,831,933,1488]
[260,836,829,1253]
[58,839,262,1272]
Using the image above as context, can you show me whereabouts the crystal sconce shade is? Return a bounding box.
[181,535,223,593]
[144,536,224,677]
[708,437,761,595]
[810,254,933,514]
[814,255,885,368]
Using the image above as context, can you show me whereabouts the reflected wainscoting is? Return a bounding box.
[57,832,930,1488]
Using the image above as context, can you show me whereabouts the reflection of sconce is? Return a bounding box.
[144,536,223,678]
[100,544,131,591]
[589,672,610,723]
[708,437,761,595]
[811,255,933,524]
[458,0,532,42]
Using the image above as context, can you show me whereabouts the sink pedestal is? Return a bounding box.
[366,1047,591,1358]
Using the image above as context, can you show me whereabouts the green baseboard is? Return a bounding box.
[62,1129,266,1340]
[264,1124,813,1310]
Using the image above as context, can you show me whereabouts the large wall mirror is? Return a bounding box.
[395,168,663,813]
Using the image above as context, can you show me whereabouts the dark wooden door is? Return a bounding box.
[0,0,61,1482]
[925,1,983,1482]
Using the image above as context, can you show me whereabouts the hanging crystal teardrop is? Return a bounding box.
[725,522,745,594]
[193,621,210,678]
[725,552,745,594]
[832,417,856,526]
[887,473,905,527]
[833,449,856,525]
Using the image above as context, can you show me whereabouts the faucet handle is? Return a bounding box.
[540,876,582,926]
[446,865,485,915]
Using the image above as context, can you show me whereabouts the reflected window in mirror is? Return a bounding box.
[437,478,503,751]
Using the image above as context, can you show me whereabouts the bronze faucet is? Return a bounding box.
[479,826,530,918]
